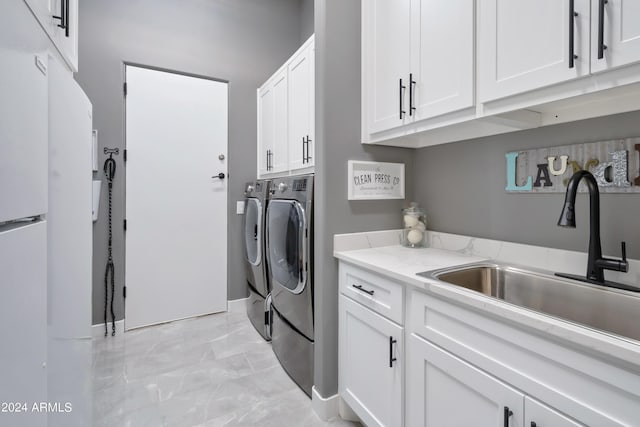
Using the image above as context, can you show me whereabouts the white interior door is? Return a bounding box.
[125,65,228,330]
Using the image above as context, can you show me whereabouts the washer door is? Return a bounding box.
[267,199,307,294]
[243,198,262,266]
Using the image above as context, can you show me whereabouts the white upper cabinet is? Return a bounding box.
[363,0,640,147]
[257,35,315,179]
[478,0,590,103]
[362,0,475,141]
[591,0,640,73]
[257,68,288,176]
[411,0,475,120]
[288,41,315,172]
[363,0,412,134]
[24,0,79,71]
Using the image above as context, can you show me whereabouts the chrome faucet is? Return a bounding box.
[556,170,633,291]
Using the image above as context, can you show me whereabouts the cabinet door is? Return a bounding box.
[271,70,288,174]
[257,69,288,177]
[591,0,640,73]
[525,397,584,427]
[288,42,315,171]
[257,83,274,177]
[339,295,403,427]
[478,0,589,103]
[24,0,79,71]
[0,222,47,427]
[411,0,474,120]
[52,0,79,72]
[406,334,524,427]
[363,0,412,134]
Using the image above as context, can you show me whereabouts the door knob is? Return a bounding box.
[212,173,225,180]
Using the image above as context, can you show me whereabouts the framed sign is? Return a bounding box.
[348,160,405,200]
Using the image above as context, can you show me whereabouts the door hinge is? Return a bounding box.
[123,219,127,231]
[123,286,127,299]
[123,82,128,96]
[123,149,127,162]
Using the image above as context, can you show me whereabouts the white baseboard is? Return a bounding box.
[312,388,360,422]
[338,396,361,422]
[227,297,248,313]
[91,319,125,338]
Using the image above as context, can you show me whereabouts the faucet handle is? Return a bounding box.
[620,241,629,273]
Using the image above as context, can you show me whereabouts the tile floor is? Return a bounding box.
[92,308,360,427]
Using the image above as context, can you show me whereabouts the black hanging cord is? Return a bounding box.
[103,147,119,337]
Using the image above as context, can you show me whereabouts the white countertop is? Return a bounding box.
[334,229,640,372]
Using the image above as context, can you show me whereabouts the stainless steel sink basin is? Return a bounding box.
[419,263,640,343]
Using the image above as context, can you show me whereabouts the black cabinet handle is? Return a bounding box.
[305,136,312,163]
[211,173,225,180]
[266,149,272,171]
[399,78,406,120]
[569,0,578,68]
[389,336,397,368]
[352,284,374,296]
[409,73,416,116]
[504,407,513,427]
[598,0,608,59]
[53,0,69,36]
[64,0,69,37]
[531,422,537,427]
[302,137,306,164]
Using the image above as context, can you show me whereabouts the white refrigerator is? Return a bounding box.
[0,2,50,425]
[0,1,93,426]
[47,50,94,427]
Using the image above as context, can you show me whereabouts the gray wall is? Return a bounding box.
[413,111,640,260]
[313,0,415,398]
[300,0,314,43]
[76,0,307,325]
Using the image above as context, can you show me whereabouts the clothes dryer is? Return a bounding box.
[266,174,314,396]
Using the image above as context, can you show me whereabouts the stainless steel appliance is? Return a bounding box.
[266,174,314,396]
[243,180,272,340]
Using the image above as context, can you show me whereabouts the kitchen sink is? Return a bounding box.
[419,263,640,343]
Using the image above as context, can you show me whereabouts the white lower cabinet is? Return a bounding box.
[525,397,584,427]
[406,334,586,427]
[407,334,524,427]
[338,262,639,427]
[339,295,403,427]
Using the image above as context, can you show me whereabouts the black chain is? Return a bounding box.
[104,153,117,337]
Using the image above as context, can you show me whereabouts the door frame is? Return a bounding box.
[122,62,230,330]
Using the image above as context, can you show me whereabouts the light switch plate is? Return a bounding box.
[236,201,245,215]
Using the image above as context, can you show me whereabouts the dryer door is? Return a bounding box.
[266,199,307,294]
[243,198,262,266]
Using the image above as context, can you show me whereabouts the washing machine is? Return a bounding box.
[266,174,314,396]
[242,180,271,340]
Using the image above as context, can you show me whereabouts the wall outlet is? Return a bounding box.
[236,201,245,215]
